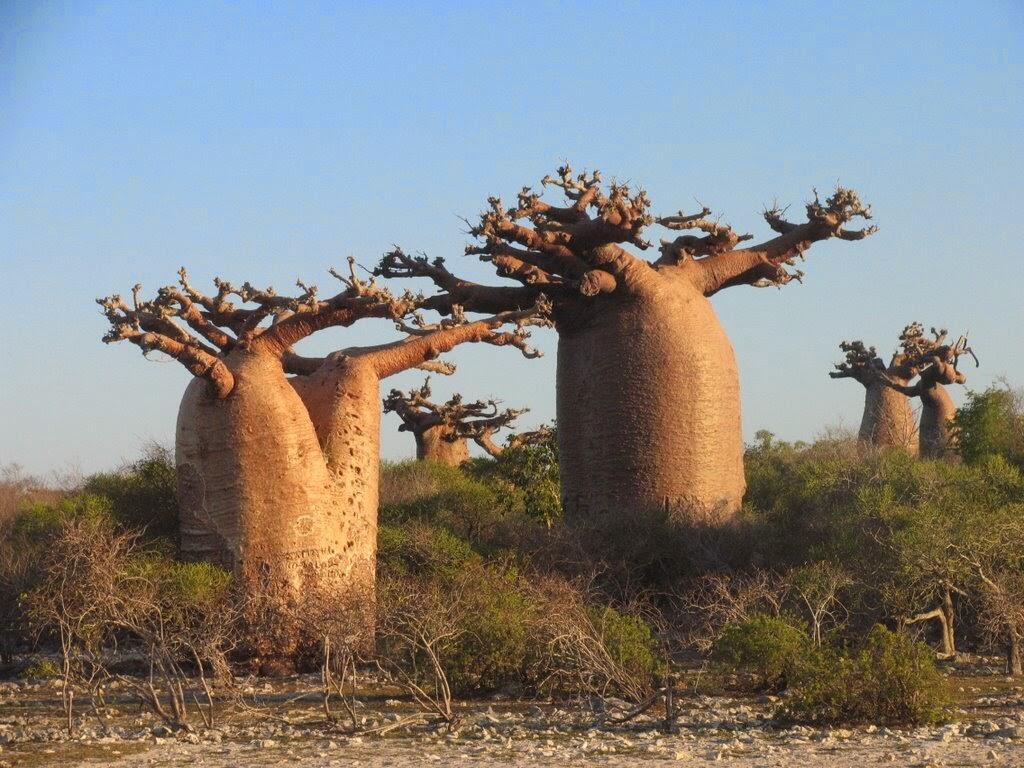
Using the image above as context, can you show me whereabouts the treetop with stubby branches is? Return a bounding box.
[98,259,552,398]
[868,322,980,399]
[383,378,553,458]
[373,163,876,318]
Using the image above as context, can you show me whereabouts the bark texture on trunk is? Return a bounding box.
[860,378,919,454]
[919,384,958,459]
[176,350,351,593]
[557,274,744,525]
[415,426,471,465]
[290,357,382,599]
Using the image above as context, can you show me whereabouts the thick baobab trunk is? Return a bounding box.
[376,167,876,545]
[289,356,382,603]
[860,379,918,454]
[176,350,350,594]
[557,276,744,527]
[415,426,471,465]
[919,385,958,459]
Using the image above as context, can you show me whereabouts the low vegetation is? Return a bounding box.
[3,384,1023,731]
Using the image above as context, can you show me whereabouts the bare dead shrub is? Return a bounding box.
[970,568,1024,675]
[790,562,852,646]
[531,575,661,705]
[375,572,463,729]
[25,517,236,733]
[673,570,790,653]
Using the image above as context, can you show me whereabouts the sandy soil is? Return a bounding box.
[2,670,1023,767]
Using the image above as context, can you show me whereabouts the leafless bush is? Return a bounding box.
[375,572,463,729]
[25,517,237,733]
[293,586,373,729]
[790,562,851,646]
[24,518,131,732]
[971,568,1024,675]
[672,570,790,652]
[531,575,658,704]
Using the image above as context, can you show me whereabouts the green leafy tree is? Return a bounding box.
[956,384,1024,470]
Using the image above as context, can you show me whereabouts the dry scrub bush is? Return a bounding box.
[25,517,133,732]
[529,576,661,704]
[375,552,663,723]
[376,460,664,710]
[25,516,235,733]
[674,570,790,653]
[375,572,464,728]
[238,580,373,726]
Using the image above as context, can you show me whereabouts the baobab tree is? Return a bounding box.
[375,164,875,526]
[830,339,919,453]
[383,378,552,464]
[881,323,977,459]
[98,263,548,606]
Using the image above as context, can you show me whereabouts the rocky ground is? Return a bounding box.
[2,667,1023,767]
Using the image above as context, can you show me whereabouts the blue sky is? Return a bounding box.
[2,1,1022,476]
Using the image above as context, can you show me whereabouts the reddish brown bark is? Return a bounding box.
[830,340,919,454]
[376,165,875,525]
[100,264,549,614]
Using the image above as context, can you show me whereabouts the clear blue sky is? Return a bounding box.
[2,1,1022,476]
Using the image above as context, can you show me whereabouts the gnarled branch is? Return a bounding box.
[675,186,875,294]
[97,292,234,398]
[830,340,884,386]
[351,297,553,380]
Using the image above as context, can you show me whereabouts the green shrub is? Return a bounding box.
[590,606,664,684]
[956,385,1024,470]
[444,562,541,693]
[376,559,544,696]
[84,446,178,541]
[12,493,114,543]
[160,561,232,607]
[785,625,950,725]
[379,459,552,560]
[468,431,561,527]
[378,521,480,577]
[21,658,61,679]
[712,615,808,691]
[126,555,233,623]
[380,461,518,547]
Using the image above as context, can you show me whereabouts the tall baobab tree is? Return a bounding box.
[880,323,977,459]
[383,378,551,464]
[98,263,548,604]
[375,164,875,525]
[830,339,919,453]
